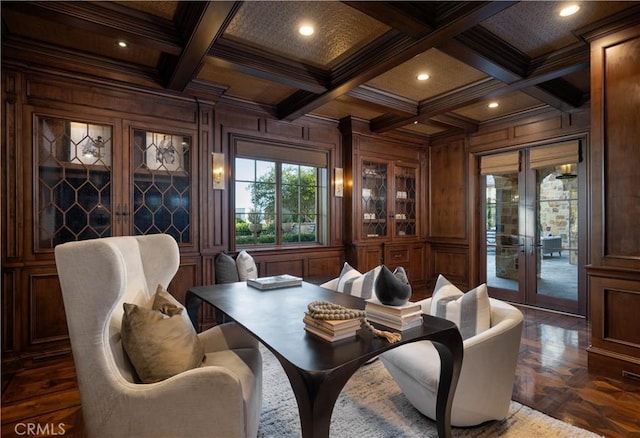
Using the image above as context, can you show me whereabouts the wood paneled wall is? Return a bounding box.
[585,24,640,379]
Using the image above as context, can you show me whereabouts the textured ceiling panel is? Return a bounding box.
[481,1,637,58]
[198,61,296,105]
[365,48,488,101]
[310,96,388,121]
[452,91,545,122]
[1,9,160,67]
[116,1,178,20]
[224,1,390,68]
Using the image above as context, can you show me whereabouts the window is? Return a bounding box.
[233,140,328,247]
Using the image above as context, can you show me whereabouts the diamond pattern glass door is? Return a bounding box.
[361,161,388,238]
[132,130,191,243]
[394,165,417,237]
[36,117,113,249]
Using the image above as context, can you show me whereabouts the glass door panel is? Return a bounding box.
[394,165,417,237]
[132,130,191,243]
[361,161,388,238]
[482,146,583,315]
[534,165,579,302]
[36,116,113,249]
[485,172,522,296]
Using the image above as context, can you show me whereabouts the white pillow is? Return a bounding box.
[335,262,382,299]
[429,274,490,340]
[236,250,258,281]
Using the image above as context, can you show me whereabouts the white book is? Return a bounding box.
[247,274,302,290]
[367,314,424,331]
[365,298,422,316]
[365,307,423,323]
[304,324,357,342]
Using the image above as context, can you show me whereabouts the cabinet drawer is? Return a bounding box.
[386,247,409,264]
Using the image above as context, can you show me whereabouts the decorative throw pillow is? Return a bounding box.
[152,284,183,316]
[335,262,382,299]
[215,252,240,283]
[374,265,412,306]
[121,290,204,383]
[236,250,258,281]
[429,274,491,340]
[152,285,194,328]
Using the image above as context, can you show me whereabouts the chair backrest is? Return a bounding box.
[55,235,179,389]
[418,296,523,335]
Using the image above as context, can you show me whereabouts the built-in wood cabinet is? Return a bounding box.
[33,115,195,249]
[1,69,206,370]
[340,117,427,293]
[359,160,418,240]
[585,23,640,379]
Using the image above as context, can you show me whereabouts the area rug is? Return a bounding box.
[257,346,602,437]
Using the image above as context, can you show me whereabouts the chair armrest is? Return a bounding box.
[104,366,249,437]
[463,300,523,351]
[198,322,258,352]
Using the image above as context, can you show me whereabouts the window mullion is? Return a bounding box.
[276,163,283,245]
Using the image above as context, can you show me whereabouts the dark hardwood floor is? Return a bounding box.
[2,306,639,437]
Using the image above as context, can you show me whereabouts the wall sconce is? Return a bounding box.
[334,167,344,197]
[212,152,225,190]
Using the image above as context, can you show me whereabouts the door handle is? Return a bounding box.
[530,242,542,256]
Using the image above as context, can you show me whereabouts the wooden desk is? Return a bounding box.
[186,281,463,438]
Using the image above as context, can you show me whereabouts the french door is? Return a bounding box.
[480,141,586,315]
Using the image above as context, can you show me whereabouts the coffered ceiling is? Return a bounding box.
[2,1,639,138]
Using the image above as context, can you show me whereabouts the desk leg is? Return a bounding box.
[185,290,202,331]
[271,350,366,438]
[432,329,464,438]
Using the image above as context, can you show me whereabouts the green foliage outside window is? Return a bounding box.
[235,159,321,246]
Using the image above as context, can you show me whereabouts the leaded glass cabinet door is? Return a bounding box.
[131,129,191,244]
[394,164,417,237]
[361,161,388,238]
[36,116,113,250]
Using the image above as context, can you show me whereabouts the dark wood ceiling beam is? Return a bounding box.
[439,29,589,110]
[2,37,163,88]
[208,39,330,94]
[5,1,183,56]
[370,44,589,132]
[429,113,479,133]
[341,1,436,39]
[277,1,517,122]
[165,1,239,91]
[370,78,505,132]
[346,85,418,116]
[183,79,228,104]
[526,44,590,83]
[438,29,526,83]
[524,78,589,112]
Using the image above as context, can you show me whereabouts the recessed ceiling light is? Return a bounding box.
[117,41,128,48]
[413,121,419,124]
[299,25,314,36]
[417,73,430,81]
[559,5,580,17]
[487,102,499,109]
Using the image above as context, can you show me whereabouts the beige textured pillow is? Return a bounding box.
[236,250,258,281]
[121,295,204,383]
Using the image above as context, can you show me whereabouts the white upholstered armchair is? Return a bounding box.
[55,234,262,438]
[380,297,523,427]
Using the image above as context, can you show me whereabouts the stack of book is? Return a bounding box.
[303,314,361,342]
[365,298,423,331]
